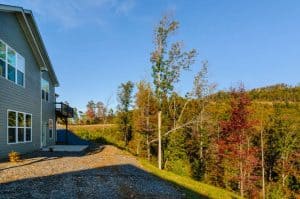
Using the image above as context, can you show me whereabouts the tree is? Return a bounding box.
[72,107,79,124]
[150,15,196,169]
[133,81,158,159]
[107,108,115,123]
[96,101,106,123]
[265,104,299,190]
[86,100,96,124]
[188,60,216,180]
[117,81,134,145]
[218,85,259,197]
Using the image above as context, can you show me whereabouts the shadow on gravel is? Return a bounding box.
[0,144,105,171]
[0,164,208,199]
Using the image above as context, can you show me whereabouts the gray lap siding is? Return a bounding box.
[42,71,56,146]
[0,12,55,157]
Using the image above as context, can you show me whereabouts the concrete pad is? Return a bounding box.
[42,145,88,152]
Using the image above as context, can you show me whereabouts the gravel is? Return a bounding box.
[0,145,184,199]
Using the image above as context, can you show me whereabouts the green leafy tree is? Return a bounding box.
[265,104,299,193]
[150,15,196,169]
[188,61,216,180]
[117,81,134,145]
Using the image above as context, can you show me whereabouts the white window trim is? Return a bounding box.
[0,38,25,88]
[49,119,53,139]
[7,109,32,144]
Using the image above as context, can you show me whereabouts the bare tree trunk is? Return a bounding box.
[200,109,203,160]
[240,132,244,198]
[158,110,162,170]
[240,153,244,198]
[146,92,151,161]
[282,157,286,187]
[147,134,150,161]
[261,124,265,199]
[173,99,176,129]
[137,139,140,155]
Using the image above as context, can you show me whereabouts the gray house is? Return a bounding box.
[0,4,67,158]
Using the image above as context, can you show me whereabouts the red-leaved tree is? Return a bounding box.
[218,85,259,197]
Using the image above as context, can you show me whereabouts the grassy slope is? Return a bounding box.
[140,159,241,199]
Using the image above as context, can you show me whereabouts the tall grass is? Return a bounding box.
[69,124,125,148]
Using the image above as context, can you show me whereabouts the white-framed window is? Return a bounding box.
[41,78,49,101]
[49,119,53,139]
[0,39,25,87]
[7,110,32,144]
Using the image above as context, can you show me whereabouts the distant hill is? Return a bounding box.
[212,84,300,102]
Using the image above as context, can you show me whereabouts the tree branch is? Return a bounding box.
[149,119,196,144]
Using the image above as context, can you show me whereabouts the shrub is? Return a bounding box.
[8,151,21,162]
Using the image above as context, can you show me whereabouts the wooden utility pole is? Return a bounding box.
[158,110,162,170]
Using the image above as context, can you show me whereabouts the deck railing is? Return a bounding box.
[55,102,74,118]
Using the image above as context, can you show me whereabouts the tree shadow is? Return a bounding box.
[0,164,209,199]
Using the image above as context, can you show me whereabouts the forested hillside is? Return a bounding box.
[72,16,299,198]
[213,84,300,102]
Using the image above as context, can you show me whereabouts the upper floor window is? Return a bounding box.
[0,39,25,87]
[41,78,49,101]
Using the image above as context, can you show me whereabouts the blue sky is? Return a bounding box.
[1,0,299,111]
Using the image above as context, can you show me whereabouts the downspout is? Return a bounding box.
[40,70,43,148]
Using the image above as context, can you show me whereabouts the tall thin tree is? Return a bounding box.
[150,15,196,169]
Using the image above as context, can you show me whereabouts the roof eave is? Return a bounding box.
[0,4,59,87]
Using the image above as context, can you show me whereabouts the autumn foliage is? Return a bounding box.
[218,86,259,197]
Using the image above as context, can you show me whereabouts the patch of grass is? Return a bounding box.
[139,159,241,199]
[69,124,125,149]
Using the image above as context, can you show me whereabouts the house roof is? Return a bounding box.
[0,4,59,87]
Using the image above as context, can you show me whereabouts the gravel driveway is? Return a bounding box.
[0,145,184,199]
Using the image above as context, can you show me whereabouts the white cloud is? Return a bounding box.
[12,0,136,29]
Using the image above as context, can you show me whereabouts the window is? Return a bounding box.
[0,41,5,77]
[7,47,16,83]
[16,54,25,86]
[0,40,5,60]
[8,64,15,82]
[25,114,32,141]
[0,39,25,87]
[41,78,50,101]
[8,111,16,143]
[0,59,5,78]
[7,110,32,144]
[49,119,53,139]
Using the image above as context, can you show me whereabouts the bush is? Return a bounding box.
[8,151,21,162]
[165,159,191,177]
[266,184,286,199]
